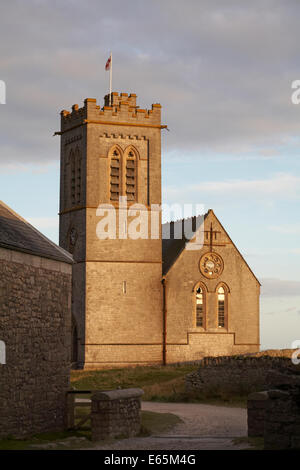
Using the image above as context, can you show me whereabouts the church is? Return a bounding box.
[58,92,260,369]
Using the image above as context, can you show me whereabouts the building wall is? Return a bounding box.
[84,261,163,368]
[0,247,72,438]
[164,211,260,363]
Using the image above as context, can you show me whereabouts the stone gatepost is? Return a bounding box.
[91,388,144,441]
[247,391,269,437]
[264,388,300,450]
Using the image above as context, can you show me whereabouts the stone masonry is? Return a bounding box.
[91,388,144,441]
[0,247,72,438]
[247,387,300,450]
[185,355,300,397]
[247,391,269,437]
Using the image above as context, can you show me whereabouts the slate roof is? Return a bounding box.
[0,201,73,264]
[162,213,206,275]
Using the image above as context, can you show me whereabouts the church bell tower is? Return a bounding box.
[59,92,164,368]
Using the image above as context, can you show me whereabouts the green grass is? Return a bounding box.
[233,436,264,450]
[0,429,91,450]
[71,364,198,393]
[70,364,247,406]
[0,410,181,450]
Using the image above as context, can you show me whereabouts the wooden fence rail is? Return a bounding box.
[66,390,92,430]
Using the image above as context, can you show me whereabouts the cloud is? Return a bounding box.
[164,173,300,206]
[260,278,300,296]
[26,217,58,231]
[1,1,300,164]
[268,224,300,235]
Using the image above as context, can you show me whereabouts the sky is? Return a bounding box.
[1,0,300,350]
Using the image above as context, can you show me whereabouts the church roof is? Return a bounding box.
[0,201,73,264]
[162,213,207,275]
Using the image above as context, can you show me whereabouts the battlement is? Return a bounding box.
[60,93,162,132]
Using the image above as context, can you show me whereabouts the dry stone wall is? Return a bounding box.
[0,249,72,438]
[185,355,300,397]
[247,386,300,450]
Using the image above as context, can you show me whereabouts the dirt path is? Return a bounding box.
[93,401,250,450]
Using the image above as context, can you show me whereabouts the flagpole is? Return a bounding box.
[109,52,112,106]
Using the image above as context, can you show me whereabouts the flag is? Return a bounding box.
[105,55,111,71]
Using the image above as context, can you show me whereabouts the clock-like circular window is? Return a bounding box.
[199,252,224,279]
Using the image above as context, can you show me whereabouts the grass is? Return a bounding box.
[233,436,264,450]
[71,364,198,402]
[70,363,248,406]
[0,410,181,450]
[0,429,91,450]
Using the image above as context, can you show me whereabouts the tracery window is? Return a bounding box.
[110,148,122,201]
[195,284,206,328]
[125,149,137,202]
[75,148,82,204]
[217,285,227,328]
[69,148,82,206]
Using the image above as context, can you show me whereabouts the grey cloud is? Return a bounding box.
[260,278,300,296]
[1,0,300,164]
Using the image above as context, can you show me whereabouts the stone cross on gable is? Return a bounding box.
[204,223,222,251]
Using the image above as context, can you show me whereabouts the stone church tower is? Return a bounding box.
[59,93,164,368]
[59,92,260,369]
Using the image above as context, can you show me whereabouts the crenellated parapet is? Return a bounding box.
[60,93,162,133]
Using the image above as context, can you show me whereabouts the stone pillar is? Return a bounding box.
[264,389,299,450]
[91,388,144,441]
[247,391,269,437]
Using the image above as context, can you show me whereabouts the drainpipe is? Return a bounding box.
[162,277,167,365]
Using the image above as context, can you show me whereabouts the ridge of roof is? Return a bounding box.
[0,200,73,264]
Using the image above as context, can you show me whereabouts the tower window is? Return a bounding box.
[110,149,121,201]
[70,148,82,206]
[195,284,206,328]
[71,154,76,205]
[76,150,82,204]
[125,149,137,202]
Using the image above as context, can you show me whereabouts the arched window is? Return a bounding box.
[217,286,227,328]
[70,148,82,206]
[64,151,70,208]
[195,284,206,328]
[124,148,137,202]
[75,147,82,204]
[109,148,122,201]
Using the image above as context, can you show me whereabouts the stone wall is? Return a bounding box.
[0,248,72,438]
[247,387,300,450]
[185,355,300,397]
[247,391,269,437]
[91,388,143,441]
[264,388,300,450]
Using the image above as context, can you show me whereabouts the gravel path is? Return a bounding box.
[93,401,250,450]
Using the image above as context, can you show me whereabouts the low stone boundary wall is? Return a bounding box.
[247,386,300,449]
[91,388,144,441]
[185,355,300,396]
